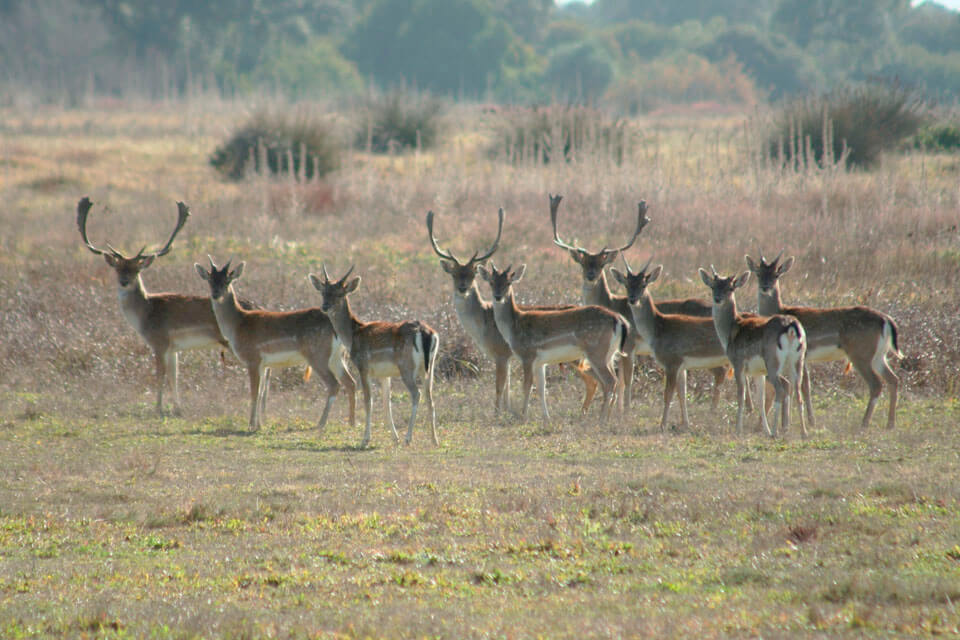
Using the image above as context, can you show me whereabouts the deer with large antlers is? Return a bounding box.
[310,265,439,448]
[700,267,807,438]
[613,256,749,433]
[195,258,355,431]
[551,194,735,411]
[478,263,628,424]
[427,208,599,414]
[745,251,902,431]
[77,196,231,415]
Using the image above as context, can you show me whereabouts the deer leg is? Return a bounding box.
[247,365,262,429]
[709,367,724,411]
[398,371,420,445]
[382,377,400,444]
[495,357,509,413]
[154,349,167,415]
[425,352,438,446]
[880,358,899,431]
[258,367,271,419]
[165,350,182,416]
[621,353,635,410]
[520,361,534,421]
[359,373,373,448]
[536,363,550,424]
[802,365,815,430]
[678,369,690,430]
[577,361,599,415]
[852,357,883,431]
[312,360,339,433]
[659,368,678,434]
[735,369,751,436]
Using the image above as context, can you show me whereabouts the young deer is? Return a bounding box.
[195,258,355,431]
[745,251,902,430]
[478,263,628,424]
[77,196,227,415]
[426,208,598,414]
[550,194,734,410]
[613,257,738,433]
[310,266,439,448]
[700,267,808,438]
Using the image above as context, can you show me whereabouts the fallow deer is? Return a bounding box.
[195,258,355,431]
[310,266,439,448]
[78,196,226,415]
[745,251,902,430]
[700,267,807,438]
[478,263,628,424]
[551,194,735,410]
[426,208,598,414]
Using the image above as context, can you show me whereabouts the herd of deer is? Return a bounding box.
[76,194,903,447]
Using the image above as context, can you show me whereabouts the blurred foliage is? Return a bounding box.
[764,81,930,169]
[353,90,446,153]
[2,0,959,107]
[487,104,635,165]
[209,109,345,180]
[912,123,960,153]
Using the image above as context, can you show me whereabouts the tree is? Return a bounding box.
[344,0,522,96]
[545,40,615,102]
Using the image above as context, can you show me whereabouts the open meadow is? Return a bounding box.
[1,98,959,637]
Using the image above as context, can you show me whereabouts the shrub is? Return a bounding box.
[487,104,635,165]
[209,109,345,181]
[912,123,960,153]
[354,90,445,153]
[544,40,616,103]
[763,82,930,169]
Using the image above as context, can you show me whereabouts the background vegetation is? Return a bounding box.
[3,0,960,107]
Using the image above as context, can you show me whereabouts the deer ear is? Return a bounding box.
[195,263,210,281]
[699,268,713,288]
[230,261,245,280]
[734,271,751,289]
[137,255,156,270]
[648,264,663,282]
[778,256,794,276]
[104,254,120,267]
[440,260,457,275]
[308,273,323,290]
[346,276,361,293]
[567,249,583,264]
[477,265,491,282]
[744,255,757,272]
[511,264,526,282]
[610,268,627,286]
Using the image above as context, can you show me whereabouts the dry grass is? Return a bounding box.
[1,98,959,637]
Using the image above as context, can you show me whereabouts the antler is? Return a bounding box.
[76,197,114,256]
[550,193,580,252]
[471,207,503,265]
[147,201,190,259]
[426,211,458,263]
[608,201,650,255]
[336,265,355,285]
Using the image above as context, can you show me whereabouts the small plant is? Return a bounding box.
[487,104,635,165]
[354,90,445,153]
[912,123,960,152]
[763,82,930,169]
[210,109,345,181]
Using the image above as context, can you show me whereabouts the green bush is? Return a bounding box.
[209,110,344,181]
[764,82,930,169]
[487,105,635,165]
[912,124,960,153]
[545,40,616,102]
[354,91,445,154]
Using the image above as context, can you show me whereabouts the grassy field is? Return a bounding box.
[1,99,959,637]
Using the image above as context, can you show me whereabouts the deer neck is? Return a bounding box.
[117,274,150,334]
[757,282,784,316]
[330,298,360,354]
[490,289,521,351]
[711,295,740,352]
[631,290,659,345]
[582,272,612,307]
[208,284,244,350]
[454,282,491,337]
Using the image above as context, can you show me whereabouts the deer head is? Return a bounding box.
[427,208,503,295]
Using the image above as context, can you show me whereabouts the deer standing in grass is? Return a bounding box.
[427,208,598,414]
[745,251,902,431]
[77,196,231,415]
[195,258,355,431]
[700,267,807,438]
[551,194,737,411]
[478,263,628,424]
[613,257,745,433]
[311,266,439,448]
